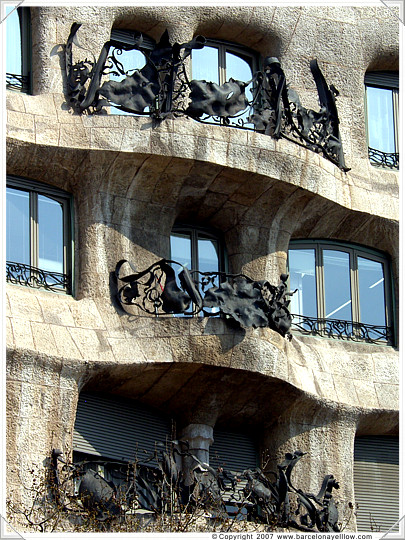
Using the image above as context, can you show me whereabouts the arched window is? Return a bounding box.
[365,71,399,169]
[6,176,73,293]
[6,6,31,92]
[287,240,394,344]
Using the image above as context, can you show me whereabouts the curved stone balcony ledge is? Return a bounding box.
[6,91,399,221]
[6,283,399,414]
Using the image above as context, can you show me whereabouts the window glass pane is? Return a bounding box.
[6,6,22,75]
[323,250,352,321]
[226,50,253,124]
[38,195,64,273]
[191,46,219,84]
[6,187,30,265]
[225,50,252,82]
[110,48,146,114]
[366,86,395,153]
[358,257,386,326]
[288,249,317,318]
[170,232,192,269]
[198,235,219,274]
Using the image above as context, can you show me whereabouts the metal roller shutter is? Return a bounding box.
[210,429,258,507]
[210,429,258,472]
[364,71,399,89]
[354,436,399,533]
[73,392,172,465]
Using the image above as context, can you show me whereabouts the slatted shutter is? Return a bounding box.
[210,429,258,472]
[73,392,172,465]
[354,436,399,532]
[365,71,399,89]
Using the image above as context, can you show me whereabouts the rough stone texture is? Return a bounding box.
[6,5,399,533]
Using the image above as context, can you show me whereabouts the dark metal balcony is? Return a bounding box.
[6,261,71,293]
[368,147,399,170]
[291,313,393,345]
[6,73,29,92]
[65,24,350,172]
[115,259,295,338]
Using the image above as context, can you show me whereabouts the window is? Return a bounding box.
[6,6,31,92]
[288,241,393,344]
[108,29,156,115]
[191,40,259,125]
[6,177,73,293]
[170,226,225,315]
[365,72,399,169]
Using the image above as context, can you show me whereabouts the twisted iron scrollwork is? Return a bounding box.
[291,313,393,345]
[65,24,349,171]
[52,447,340,531]
[115,259,295,338]
[368,146,399,169]
[6,261,70,293]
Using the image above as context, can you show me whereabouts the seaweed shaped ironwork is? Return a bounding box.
[115,259,295,338]
[52,447,341,532]
[6,261,70,293]
[291,313,393,345]
[65,24,349,170]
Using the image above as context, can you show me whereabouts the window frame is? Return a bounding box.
[6,176,74,294]
[191,38,260,86]
[170,225,227,317]
[6,6,31,93]
[170,224,227,275]
[364,71,399,169]
[288,239,394,344]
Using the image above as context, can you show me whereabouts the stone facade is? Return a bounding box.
[6,5,399,532]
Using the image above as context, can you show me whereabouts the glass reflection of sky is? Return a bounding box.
[38,196,64,273]
[6,6,21,75]
[358,257,386,326]
[6,188,30,265]
[323,250,352,321]
[367,86,395,153]
[288,249,317,318]
[191,46,219,83]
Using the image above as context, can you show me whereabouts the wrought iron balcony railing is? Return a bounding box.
[6,261,71,293]
[65,24,349,171]
[291,313,393,345]
[115,259,295,338]
[6,73,29,93]
[368,146,399,170]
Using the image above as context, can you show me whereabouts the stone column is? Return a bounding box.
[179,423,214,486]
[262,398,359,531]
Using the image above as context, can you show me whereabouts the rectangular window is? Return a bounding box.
[365,72,399,169]
[6,177,73,293]
[288,241,393,344]
[6,6,31,92]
